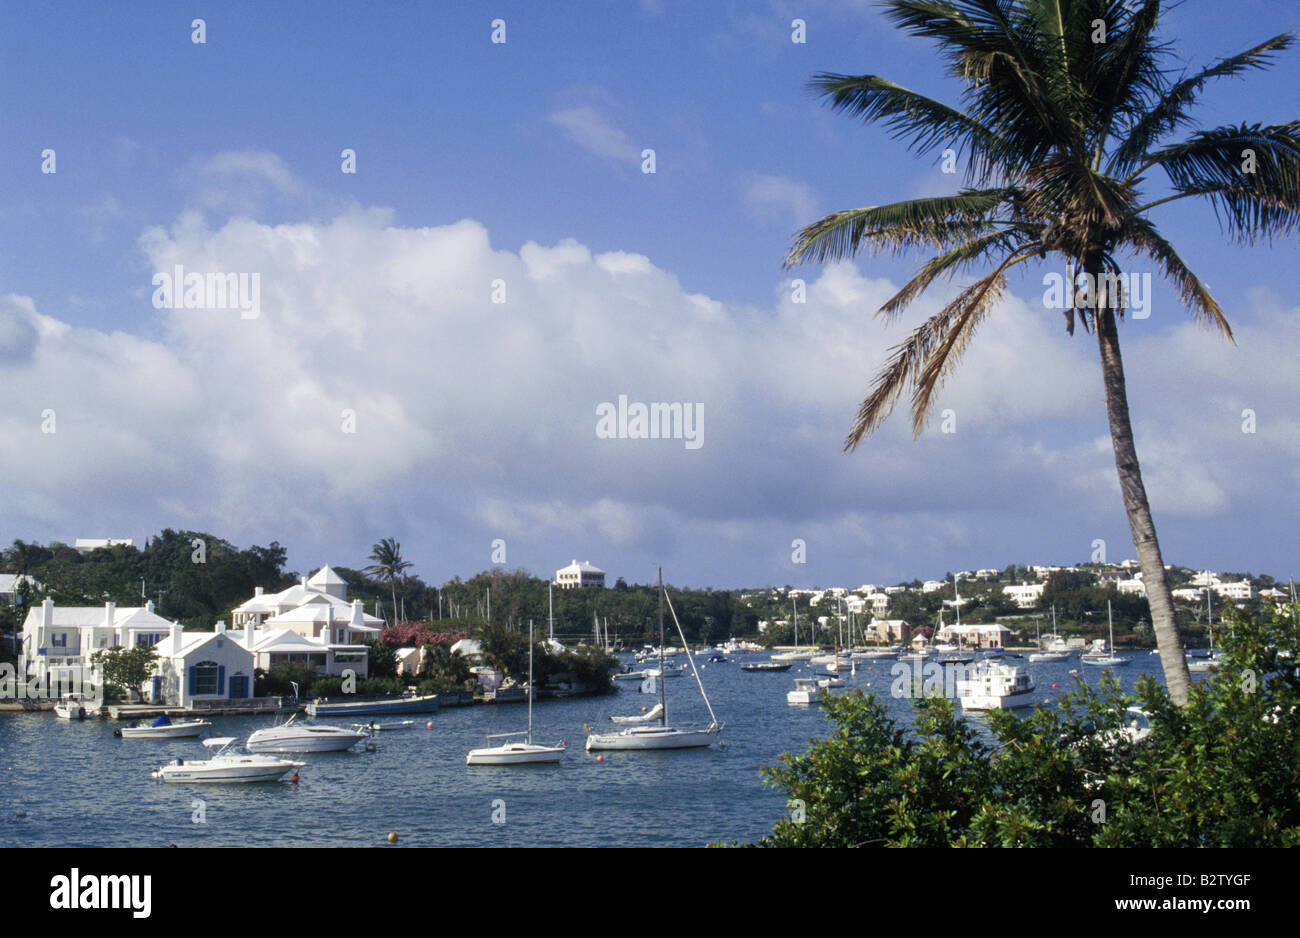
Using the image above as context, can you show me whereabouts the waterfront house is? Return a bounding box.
[20,598,174,693]
[867,619,910,643]
[393,647,421,676]
[232,565,384,634]
[148,621,256,705]
[1002,582,1046,608]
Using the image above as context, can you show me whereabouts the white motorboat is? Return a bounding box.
[356,720,416,732]
[467,619,566,766]
[117,714,213,738]
[787,678,822,705]
[54,693,90,720]
[152,737,304,783]
[956,661,1036,710]
[586,569,723,752]
[816,676,844,689]
[246,713,367,753]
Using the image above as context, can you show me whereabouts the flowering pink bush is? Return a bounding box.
[381,622,468,648]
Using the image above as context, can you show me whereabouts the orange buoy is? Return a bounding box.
[641,706,647,713]
[426,721,434,729]
[291,773,299,783]
[387,832,398,843]
[1051,683,1058,688]
[596,755,605,762]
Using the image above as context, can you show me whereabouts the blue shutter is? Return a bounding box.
[187,667,196,695]
[217,665,226,697]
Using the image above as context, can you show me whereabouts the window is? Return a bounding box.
[193,661,220,696]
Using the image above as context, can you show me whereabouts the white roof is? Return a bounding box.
[451,638,482,657]
[0,574,40,593]
[24,604,174,631]
[939,623,1011,633]
[153,629,252,659]
[558,559,604,573]
[307,565,348,587]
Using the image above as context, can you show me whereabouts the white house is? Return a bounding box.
[935,622,1012,649]
[554,560,605,589]
[232,624,369,679]
[1002,582,1046,608]
[1212,580,1257,602]
[0,574,41,604]
[1116,577,1147,597]
[149,621,257,706]
[20,598,175,693]
[73,538,133,554]
[1172,587,1206,603]
[231,565,384,636]
[922,580,945,593]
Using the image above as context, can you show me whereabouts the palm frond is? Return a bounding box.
[1110,32,1297,174]
[880,230,1038,318]
[1124,217,1233,340]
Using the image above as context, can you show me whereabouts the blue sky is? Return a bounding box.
[2,0,1298,590]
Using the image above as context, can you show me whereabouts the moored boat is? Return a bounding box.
[117,714,213,738]
[306,693,440,717]
[152,737,304,783]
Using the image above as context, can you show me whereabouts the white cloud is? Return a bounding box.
[2,204,1297,584]
[548,106,639,163]
[741,173,819,227]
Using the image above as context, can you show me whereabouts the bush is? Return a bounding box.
[744,605,1300,847]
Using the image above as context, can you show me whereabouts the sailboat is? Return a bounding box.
[586,569,723,751]
[1028,605,1071,661]
[771,596,815,661]
[466,619,566,765]
[1186,588,1221,673]
[1081,601,1131,667]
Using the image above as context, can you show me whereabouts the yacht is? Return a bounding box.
[467,619,566,765]
[152,737,304,783]
[246,713,368,753]
[956,661,1036,710]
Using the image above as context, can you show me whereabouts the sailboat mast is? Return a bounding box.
[548,583,554,643]
[527,618,534,744]
[658,567,667,726]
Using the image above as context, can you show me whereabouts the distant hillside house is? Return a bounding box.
[1003,582,1046,608]
[20,598,174,692]
[867,619,909,643]
[1213,580,1257,602]
[1116,577,1147,597]
[0,574,41,603]
[73,538,133,554]
[555,560,605,589]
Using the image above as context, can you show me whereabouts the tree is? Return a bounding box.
[90,645,158,702]
[784,1,1299,706]
[365,537,414,628]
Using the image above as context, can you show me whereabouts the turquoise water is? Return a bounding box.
[0,652,1170,847]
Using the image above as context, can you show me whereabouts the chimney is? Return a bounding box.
[145,599,155,613]
[215,620,227,634]
[244,620,254,649]
[254,586,264,597]
[300,576,308,588]
[170,621,182,646]
[104,601,116,629]
[41,597,54,633]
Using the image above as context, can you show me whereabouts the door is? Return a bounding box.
[228,675,248,700]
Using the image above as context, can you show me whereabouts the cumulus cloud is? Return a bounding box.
[1,205,1296,584]
[548,106,639,163]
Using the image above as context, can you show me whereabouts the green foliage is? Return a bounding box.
[747,605,1300,847]
[417,643,475,694]
[89,645,159,702]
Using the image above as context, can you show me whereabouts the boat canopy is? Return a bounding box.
[151,714,173,727]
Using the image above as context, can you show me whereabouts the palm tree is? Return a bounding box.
[785,0,1299,706]
[365,538,413,629]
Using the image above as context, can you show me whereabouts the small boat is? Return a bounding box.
[306,693,440,717]
[467,620,565,766]
[787,678,822,705]
[246,713,368,753]
[54,694,89,720]
[707,654,726,663]
[956,661,1036,710]
[613,667,651,681]
[740,661,792,672]
[611,702,666,724]
[117,714,213,738]
[816,676,844,689]
[152,737,304,783]
[357,720,417,732]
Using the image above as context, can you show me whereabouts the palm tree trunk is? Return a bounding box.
[1091,281,1191,706]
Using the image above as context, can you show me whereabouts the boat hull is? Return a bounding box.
[958,691,1036,710]
[245,729,365,753]
[155,757,303,783]
[466,744,565,765]
[306,695,440,717]
[585,725,720,751]
[119,721,211,738]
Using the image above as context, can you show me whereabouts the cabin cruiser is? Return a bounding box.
[246,713,368,753]
[152,737,304,783]
[786,678,823,705]
[956,661,1035,710]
